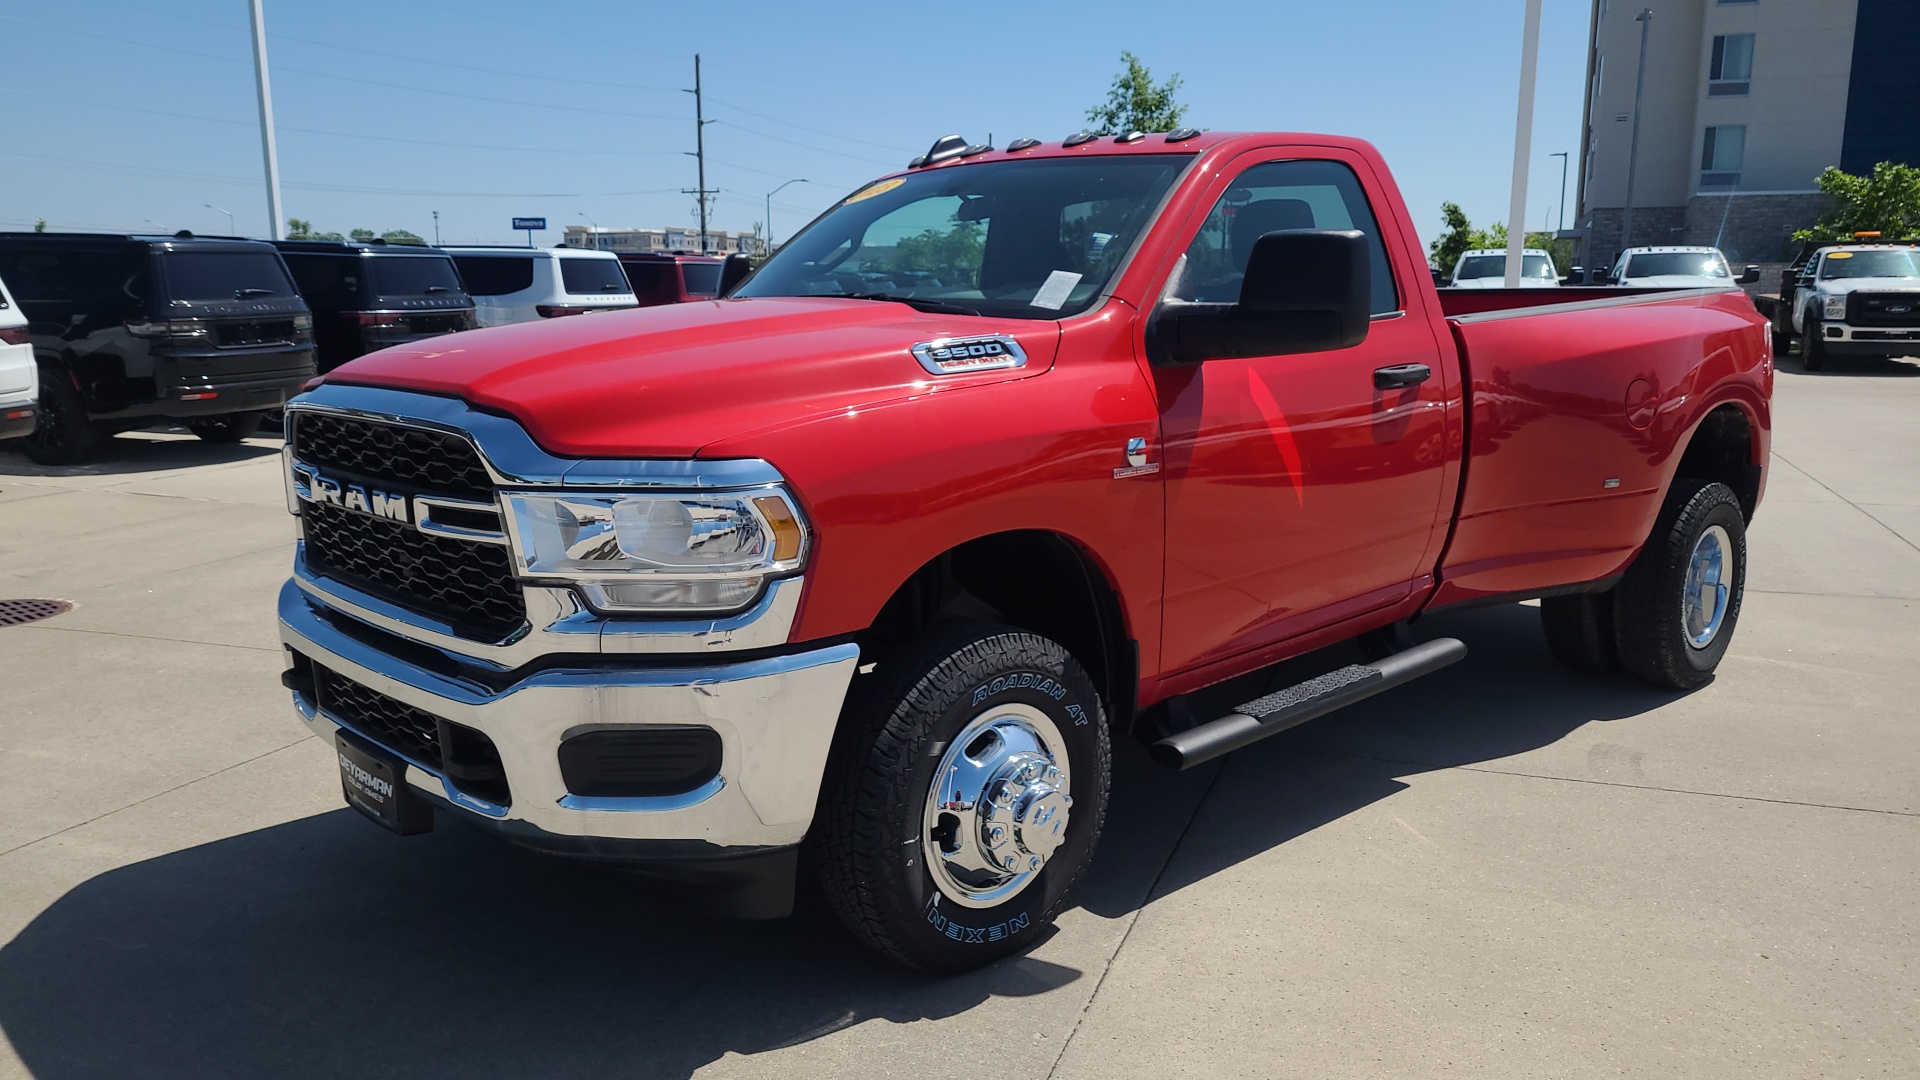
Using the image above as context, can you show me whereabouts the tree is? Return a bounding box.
[33,218,45,233]
[349,228,377,241]
[381,229,426,245]
[286,219,343,241]
[1087,52,1188,136]
[1792,161,1920,243]
[888,222,984,286]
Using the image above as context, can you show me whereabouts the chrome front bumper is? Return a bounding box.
[278,579,859,852]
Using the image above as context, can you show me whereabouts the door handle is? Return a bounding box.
[1373,363,1432,390]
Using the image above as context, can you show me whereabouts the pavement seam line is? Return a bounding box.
[1043,756,1232,1080]
[1302,749,1918,818]
[1772,450,1920,556]
[18,622,281,654]
[0,735,318,860]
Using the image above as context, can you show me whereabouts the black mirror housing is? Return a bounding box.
[1738,264,1761,285]
[1155,229,1371,364]
[717,252,754,297]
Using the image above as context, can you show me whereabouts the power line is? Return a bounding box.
[712,120,902,168]
[705,98,917,154]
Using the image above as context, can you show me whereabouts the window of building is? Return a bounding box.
[1701,125,1746,187]
[1710,33,1753,95]
[1717,0,1758,5]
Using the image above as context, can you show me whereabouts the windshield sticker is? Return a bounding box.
[843,177,906,205]
[1030,270,1082,310]
[1828,251,1853,259]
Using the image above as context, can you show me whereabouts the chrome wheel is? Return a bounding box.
[922,703,1072,909]
[1683,524,1731,649]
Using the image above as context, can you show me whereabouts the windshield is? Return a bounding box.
[1626,251,1729,278]
[1455,254,1555,280]
[161,251,295,301]
[368,255,464,299]
[736,155,1192,319]
[560,257,633,295]
[1821,250,1920,280]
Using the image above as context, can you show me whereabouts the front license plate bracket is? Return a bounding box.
[336,731,434,836]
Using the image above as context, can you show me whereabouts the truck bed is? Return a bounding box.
[1430,287,1771,607]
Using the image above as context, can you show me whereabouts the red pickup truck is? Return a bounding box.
[276,130,1771,972]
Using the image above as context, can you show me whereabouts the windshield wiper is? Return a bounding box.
[424,285,449,293]
[836,291,982,316]
[233,287,274,299]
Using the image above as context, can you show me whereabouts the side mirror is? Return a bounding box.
[1154,229,1371,364]
[1738,264,1761,285]
[1431,266,1447,287]
[717,252,754,297]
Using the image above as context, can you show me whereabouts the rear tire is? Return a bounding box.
[1540,592,1622,675]
[1612,479,1747,690]
[21,370,104,466]
[187,411,265,443]
[815,623,1109,972]
[1802,320,1828,371]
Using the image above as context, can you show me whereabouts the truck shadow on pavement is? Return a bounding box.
[0,604,1684,1079]
[0,427,282,478]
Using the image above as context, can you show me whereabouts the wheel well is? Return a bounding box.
[859,531,1136,730]
[1675,404,1760,520]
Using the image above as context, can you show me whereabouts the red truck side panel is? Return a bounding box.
[1432,289,1771,605]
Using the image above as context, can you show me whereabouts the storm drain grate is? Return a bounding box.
[0,599,73,627]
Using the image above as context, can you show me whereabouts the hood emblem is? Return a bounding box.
[911,335,1027,376]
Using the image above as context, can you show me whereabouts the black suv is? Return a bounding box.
[271,240,474,373]
[0,232,317,464]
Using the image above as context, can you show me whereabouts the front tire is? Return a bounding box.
[22,371,104,466]
[815,623,1110,972]
[1612,479,1747,690]
[186,411,265,443]
[1802,320,1828,371]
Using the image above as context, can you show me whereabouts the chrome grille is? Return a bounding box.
[291,411,493,501]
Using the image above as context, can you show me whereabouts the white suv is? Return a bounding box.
[1449,247,1560,289]
[0,273,36,441]
[444,247,637,327]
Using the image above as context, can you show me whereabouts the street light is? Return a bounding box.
[205,203,234,234]
[1549,152,1568,234]
[143,219,165,232]
[577,211,600,250]
[1622,8,1654,255]
[765,178,809,252]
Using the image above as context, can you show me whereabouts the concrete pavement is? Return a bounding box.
[0,354,1914,1079]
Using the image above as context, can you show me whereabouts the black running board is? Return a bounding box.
[1149,638,1468,770]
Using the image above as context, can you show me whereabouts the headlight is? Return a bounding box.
[1823,295,1848,320]
[503,489,807,614]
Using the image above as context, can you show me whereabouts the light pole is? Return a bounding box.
[1503,0,1544,288]
[577,212,595,250]
[248,0,285,240]
[144,219,166,232]
[1549,152,1568,233]
[204,203,234,234]
[432,210,440,246]
[765,178,809,252]
[1622,7,1653,256]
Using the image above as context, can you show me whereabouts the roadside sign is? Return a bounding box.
[512,217,546,230]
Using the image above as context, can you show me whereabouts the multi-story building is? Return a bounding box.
[561,225,765,256]
[1575,0,1920,267]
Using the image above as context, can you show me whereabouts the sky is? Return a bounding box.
[0,0,1594,254]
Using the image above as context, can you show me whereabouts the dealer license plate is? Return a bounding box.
[336,732,433,835]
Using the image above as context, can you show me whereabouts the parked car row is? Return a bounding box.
[1436,245,1760,291]
[0,230,728,464]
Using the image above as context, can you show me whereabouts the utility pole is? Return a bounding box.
[248,0,285,241]
[432,210,440,246]
[1623,8,1653,256]
[683,54,717,254]
[1550,151,1569,233]
[1503,0,1544,288]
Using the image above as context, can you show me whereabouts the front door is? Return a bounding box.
[1154,154,1452,676]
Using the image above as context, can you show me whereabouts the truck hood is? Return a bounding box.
[325,296,1059,458]
[1617,274,1734,288]
[1813,278,1920,294]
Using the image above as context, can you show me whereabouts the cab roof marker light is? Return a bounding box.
[1115,131,1146,144]
[1062,131,1099,148]
[1006,138,1042,152]
[1165,127,1201,142]
[913,134,972,169]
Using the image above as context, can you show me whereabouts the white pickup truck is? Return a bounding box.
[0,273,35,441]
[1448,247,1560,289]
[1774,244,1920,371]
